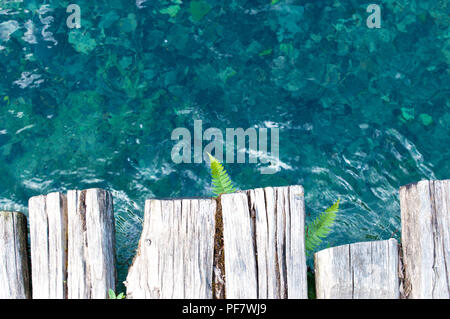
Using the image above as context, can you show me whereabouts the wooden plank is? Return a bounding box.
[248,188,271,298]
[221,185,307,299]
[125,198,216,299]
[221,192,258,298]
[0,211,31,299]
[285,186,307,298]
[314,239,400,299]
[29,192,67,299]
[400,180,450,299]
[67,189,117,299]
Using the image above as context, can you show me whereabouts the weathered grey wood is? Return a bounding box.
[29,189,116,299]
[221,192,258,298]
[29,192,67,299]
[125,198,216,299]
[314,239,400,299]
[221,185,307,299]
[67,189,117,299]
[400,180,450,299]
[0,211,31,299]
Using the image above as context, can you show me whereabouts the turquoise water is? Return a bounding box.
[0,0,449,288]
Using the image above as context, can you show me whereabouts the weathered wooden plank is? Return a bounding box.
[400,180,450,299]
[285,186,307,298]
[314,239,400,299]
[125,198,216,299]
[0,211,31,299]
[221,185,307,299]
[221,192,258,299]
[67,189,117,299]
[248,188,271,298]
[29,192,67,299]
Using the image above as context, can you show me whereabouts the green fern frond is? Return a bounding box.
[108,288,125,299]
[305,199,339,255]
[208,153,236,197]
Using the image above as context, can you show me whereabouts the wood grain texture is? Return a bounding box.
[221,185,307,299]
[29,192,67,299]
[67,189,117,299]
[0,211,31,299]
[314,239,400,299]
[221,192,258,298]
[126,198,216,299]
[400,180,450,299]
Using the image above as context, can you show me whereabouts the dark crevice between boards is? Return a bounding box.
[212,195,225,299]
[273,190,282,298]
[276,189,288,299]
[398,242,410,299]
[24,214,33,298]
[310,245,319,299]
[247,190,259,299]
[79,190,87,233]
[105,191,118,293]
[428,180,441,297]
[307,267,316,299]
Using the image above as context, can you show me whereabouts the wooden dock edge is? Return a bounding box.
[313,179,449,299]
[126,185,308,299]
[1,180,448,299]
[28,188,116,299]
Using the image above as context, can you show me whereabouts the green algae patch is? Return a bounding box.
[218,67,237,83]
[401,107,415,122]
[259,48,273,56]
[68,30,96,54]
[119,13,137,33]
[160,5,181,18]
[419,113,433,126]
[190,1,211,22]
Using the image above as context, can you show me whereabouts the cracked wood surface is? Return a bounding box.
[221,185,307,299]
[67,189,117,299]
[400,180,449,299]
[29,189,116,299]
[314,239,400,299]
[125,198,216,299]
[0,211,31,299]
[29,192,68,299]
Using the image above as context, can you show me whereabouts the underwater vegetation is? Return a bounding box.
[0,0,448,289]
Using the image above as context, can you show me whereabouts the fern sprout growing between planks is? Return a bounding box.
[207,153,236,197]
[108,288,125,299]
[304,199,339,255]
[207,153,339,255]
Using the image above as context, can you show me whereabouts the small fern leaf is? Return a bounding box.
[305,199,339,255]
[108,289,116,299]
[208,153,236,197]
